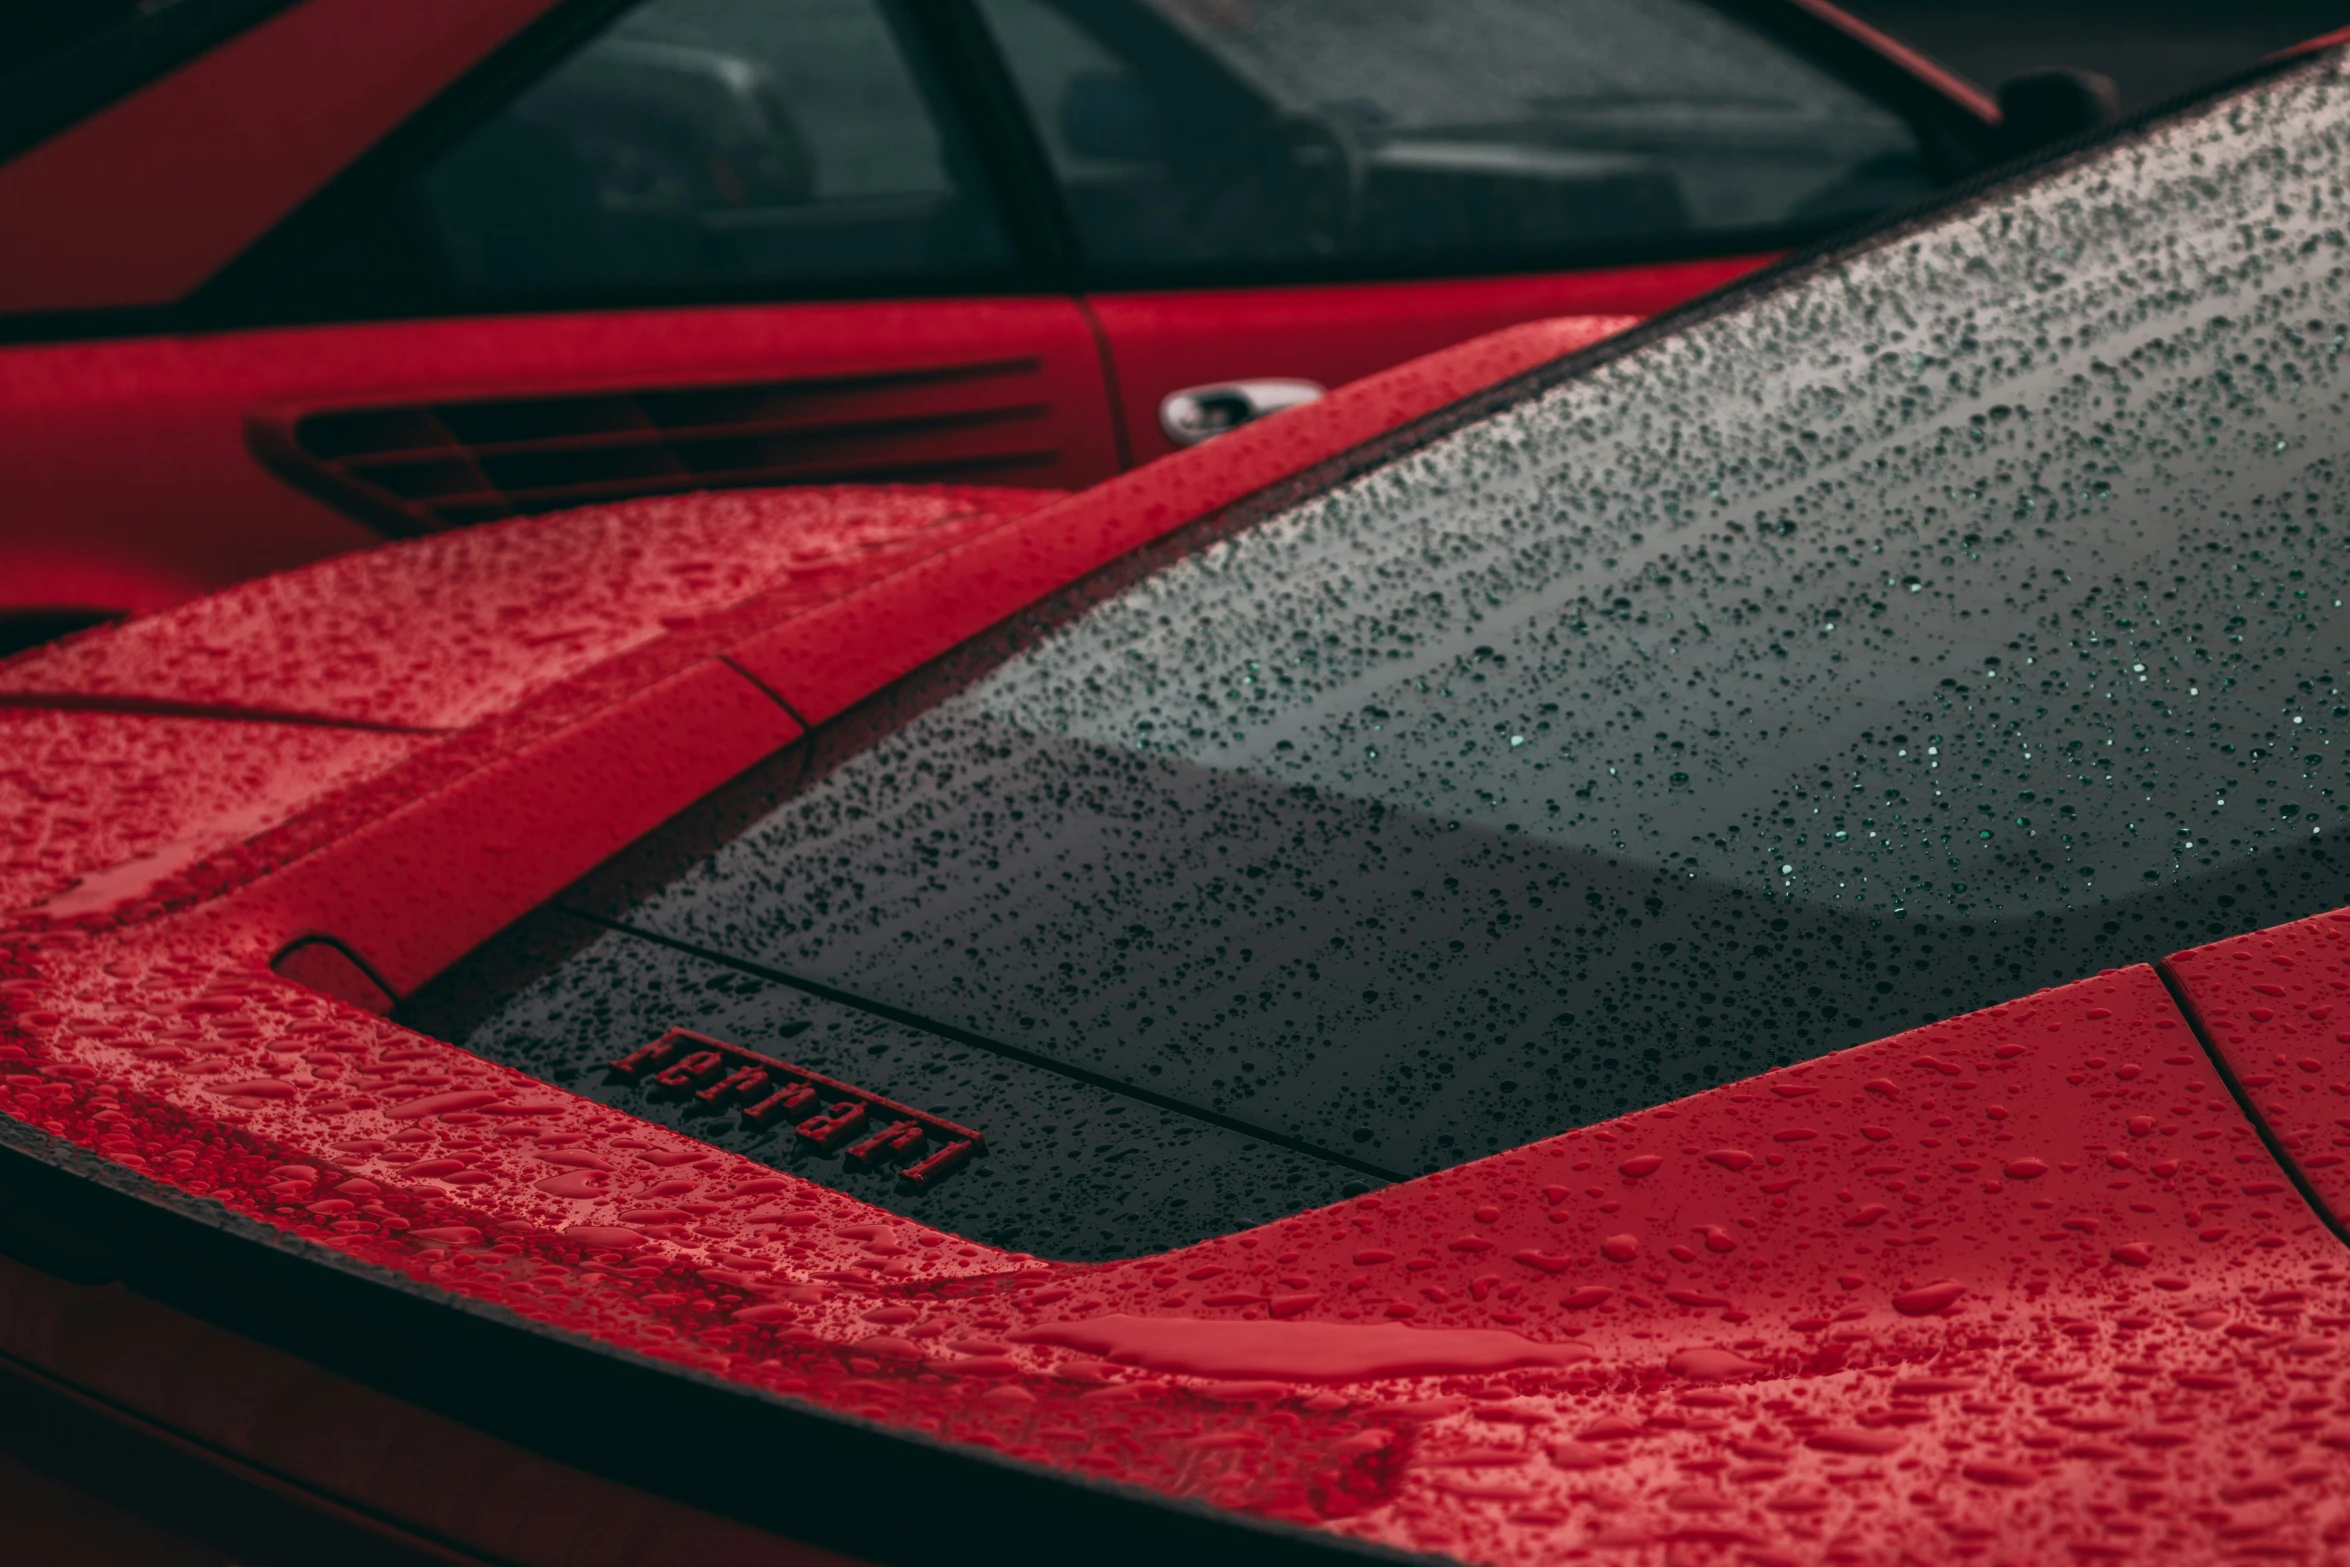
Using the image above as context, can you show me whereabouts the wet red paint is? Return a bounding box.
[0,0,561,313]
[723,315,1633,728]
[0,301,1116,627]
[2,325,2350,1564]
[1006,1316,1595,1381]
[0,484,1051,732]
[1091,267,1739,464]
[2169,907,2350,1225]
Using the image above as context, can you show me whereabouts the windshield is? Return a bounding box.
[414,53,2350,1261]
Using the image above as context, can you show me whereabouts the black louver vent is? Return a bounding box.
[250,357,1059,535]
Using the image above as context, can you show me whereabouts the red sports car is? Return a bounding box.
[3,23,2345,1567]
[0,0,2040,651]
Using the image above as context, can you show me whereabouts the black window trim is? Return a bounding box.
[0,0,305,170]
[1714,0,2002,175]
[906,0,1088,290]
[190,0,1069,325]
[0,0,1074,347]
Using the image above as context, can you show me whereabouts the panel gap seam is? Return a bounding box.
[0,693,447,735]
[716,655,813,732]
[2153,956,2350,1253]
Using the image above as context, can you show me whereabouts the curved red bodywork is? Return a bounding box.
[0,0,565,315]
[5,316,2350,1565]
[0,0,1992,634]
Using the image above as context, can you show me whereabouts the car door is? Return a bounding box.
[0,0,1121,638]
[971,0,2000,462]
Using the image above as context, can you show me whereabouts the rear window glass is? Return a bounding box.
[411,56,2350,1261]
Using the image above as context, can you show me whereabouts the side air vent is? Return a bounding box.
[250,358,1059,536]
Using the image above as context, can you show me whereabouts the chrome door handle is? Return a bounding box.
[1157,378,1325,447]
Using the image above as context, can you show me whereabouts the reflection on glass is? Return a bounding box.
[407,0,1012,299]
[981,0,1930,271]
[441,57,2350,1255]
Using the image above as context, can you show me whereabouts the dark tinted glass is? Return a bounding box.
[406,920,1365,1261]
[283,0,1013,309]
[977,0,1931,278]
[418,56,2350,1261]
[0,0,293,169]
[0,0,143,76]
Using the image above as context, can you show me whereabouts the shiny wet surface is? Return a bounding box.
[421,58,2350,1259]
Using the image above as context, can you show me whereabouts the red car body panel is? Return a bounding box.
[1087,262,1763,466]
[0,482,1056,919]
[0,0,1993,628]
[7,866,2347,1562]
[0,0,563,314]
[2170,921,2350,1229]
[724,315,1633,728]
[0,300,1120,617]
[0,316,1613,941]
[0,706,424,928]
[5,311,2350,1563]
[0,281,1680,624]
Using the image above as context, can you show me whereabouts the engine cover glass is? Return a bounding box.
[414,62,2350,1260]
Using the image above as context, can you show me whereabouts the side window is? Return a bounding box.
[289,0,1015,308]
[978,0,1933,278]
